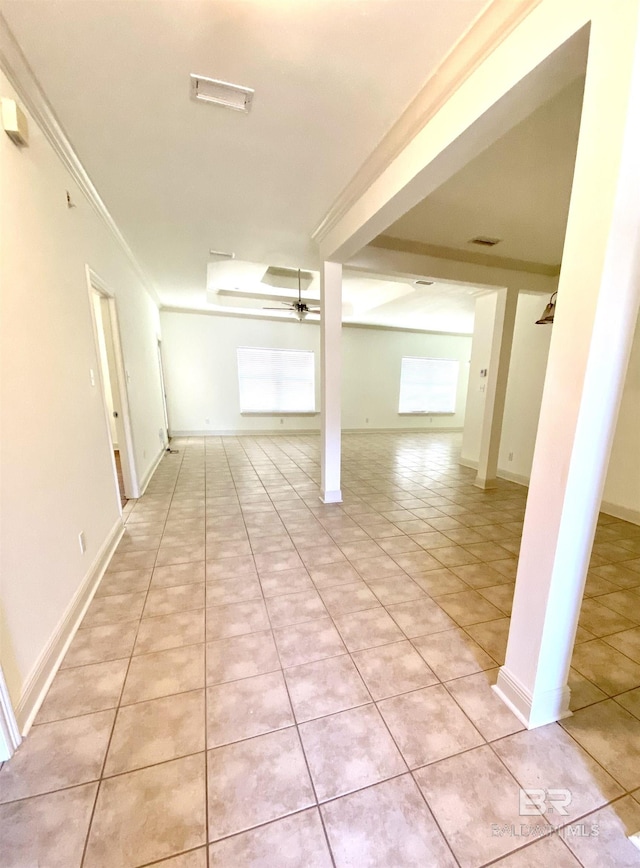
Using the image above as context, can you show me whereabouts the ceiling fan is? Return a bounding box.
[263,269,320,321]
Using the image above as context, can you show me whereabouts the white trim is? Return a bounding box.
[600,500,640,526]
[311,0,542,248]
[169,427,464,438]
[320,490,343,504]
[493,666,572,730]
[0,668,21,761]
[0,17,159,307]
[86,267,140,500]
[15,519,124,734]
[138,446,166,497]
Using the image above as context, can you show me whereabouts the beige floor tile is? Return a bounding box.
[350,554,406,580]
[478,583,515,615]
[321,774,456,867]
[0,782,98,868]
[489,834,581,866]
[207,728,314,840]
[209,808,332,867]
[122,644,205,704]
[37,658,128,723]
[134,609,205,655]
[378,684,483,768]
[414,745,548,868]
[568,667,608,710]
[413,627,496,681]
[84,754,207,867]
[104,689,205,776]
[561,794,640,867]
[249,535,296,555]
[143,583,205,618]
[366,575,426,605]
[95,568,152,597]
[309,562,366,588]
[205,575,263,607]
[0,711,114,803]
[82,592,146,627]
[466,618,510,664]
[591,562,640,589]
[377,536,423,555]
[265,589,328,627]
[299,704,406,801]
[206,630,280,685]
[206,555,257,581]
[107,549,157,573]
[578,598,637,637]
[156,543,206,566]
[605,626,640,663]
[254,550,304,574]
[151,561,205,588]
[386,598,455,639]
[388,550,443,575]
[352,639,438,700]
[339,540,385,559]
[561,700,640,791]
[617,687,640,719]
[434,589,504,626]
[445,670,524,740]
[410,531,454,550]
[284,654,371,722]
[493,723,624,821]
[450,562,512,589]
[61,622,137,669]
[572,639,640,695]
[206,539,253,559]
[297,544,347,567]
[207,671,293,747]
[413,568,469,596]
[333,607,405,651]
[318,581,381,615]
[259,566,314,597]
[206,599,269,641]
[273,618,347,667]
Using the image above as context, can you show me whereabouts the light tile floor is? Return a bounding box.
[2,431,640,867]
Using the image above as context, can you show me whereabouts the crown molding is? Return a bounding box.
[0,13,160,306]
[311,0,543,248]
[371,235,560,278]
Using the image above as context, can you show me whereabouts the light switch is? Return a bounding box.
[90,369,96,387]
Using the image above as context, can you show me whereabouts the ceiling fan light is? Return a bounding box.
[536,291,557,325]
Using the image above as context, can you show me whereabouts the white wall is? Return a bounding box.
[462,290,640,522]
[160,311,471,434]
[0,70,166,723]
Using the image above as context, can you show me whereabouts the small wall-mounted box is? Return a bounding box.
[2,98,29,146]
[480,368,488,378]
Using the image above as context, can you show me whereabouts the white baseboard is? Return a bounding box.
[458,457,478,470]
[600,500,640,525]
[343,427,464,434]
[0,667,21,761]
[493,666,572,730]
[138,446,166,496]
[15,518,125,734]
[170,427,464,437]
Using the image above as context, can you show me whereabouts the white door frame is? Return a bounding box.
[0,666,21,761]
[85,266,140,500]
[157,338,170,443]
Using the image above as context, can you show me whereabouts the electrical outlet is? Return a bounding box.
[365,418,369,424]
[78,531,86,554]
[90,369,95,387]
[280,418,284,425]
[205,417,210,424]
[508,452,514,462]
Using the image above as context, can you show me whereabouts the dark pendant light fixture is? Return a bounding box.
[536,291,557,324]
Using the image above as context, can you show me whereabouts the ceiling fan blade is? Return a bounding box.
[263,306,291,311]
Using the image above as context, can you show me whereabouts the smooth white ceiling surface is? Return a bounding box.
[384,77,585,266]
[1,0,488,302]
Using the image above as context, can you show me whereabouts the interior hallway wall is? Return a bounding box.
[159,310,471,435]
[0,70,166,724]
[462,291,640,522]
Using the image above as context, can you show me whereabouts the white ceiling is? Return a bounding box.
[1,1,587,334]
[383,77,585,267]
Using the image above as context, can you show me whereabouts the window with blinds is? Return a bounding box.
[237,347,316,413]
[398,357,459,414]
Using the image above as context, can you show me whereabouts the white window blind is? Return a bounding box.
[237,347,315,413]
[398,357,459,414]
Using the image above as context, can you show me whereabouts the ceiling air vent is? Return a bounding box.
[469,236,502,247]
[190,74,254,112]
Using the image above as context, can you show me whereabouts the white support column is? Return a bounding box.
[320,261,343,504]
[474,286,518,489]
[494,6,640,729]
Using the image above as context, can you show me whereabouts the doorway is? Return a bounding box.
[157,339,170,447]
[87,268,139,505]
